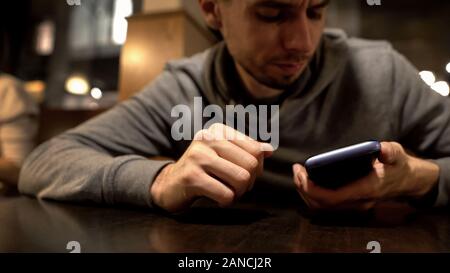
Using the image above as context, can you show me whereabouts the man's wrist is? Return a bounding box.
[406,157,440,208]
[149,163,174,209]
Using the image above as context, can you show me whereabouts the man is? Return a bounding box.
[19,0,450,213]
[0,73,39,189]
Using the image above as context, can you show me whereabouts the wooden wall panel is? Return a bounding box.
[118,11,216,101]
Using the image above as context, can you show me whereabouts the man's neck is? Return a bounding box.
[235,63,284,100]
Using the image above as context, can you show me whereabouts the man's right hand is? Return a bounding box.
[150,123,274,213]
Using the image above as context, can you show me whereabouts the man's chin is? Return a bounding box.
[256,73,302,90]
[257,65,307,89]
[237,61,304,90]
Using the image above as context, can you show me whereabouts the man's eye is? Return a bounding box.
[255,8,283,22]
[307,9,323,20]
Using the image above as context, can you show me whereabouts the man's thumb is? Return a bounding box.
[378,142,403,165]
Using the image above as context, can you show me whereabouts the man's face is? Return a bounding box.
[218,0,329,89]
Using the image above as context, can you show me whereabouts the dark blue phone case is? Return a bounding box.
[305,141,381,189]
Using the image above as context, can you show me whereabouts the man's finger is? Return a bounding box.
[293,165,376,210]
[293,163,380,210]
[328,199,377,212]
[296,186,322,209]
[293,165,321,208]
[204,156,252,198]
[194,172,236,207]
[211,140,262,191]
[333,166,387,203]
[208,123,274,157]
[293,164,351,206]
[292,164,302,188]
[210,140,260,174]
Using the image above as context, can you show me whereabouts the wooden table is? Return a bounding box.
[0,195,449,253]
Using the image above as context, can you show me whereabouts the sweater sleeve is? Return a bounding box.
[390,49,450,207]
[18,71,184,208]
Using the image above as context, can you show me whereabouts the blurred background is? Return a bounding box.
[0,0,449,144]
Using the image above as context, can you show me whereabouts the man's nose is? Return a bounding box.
[280,14,314,54]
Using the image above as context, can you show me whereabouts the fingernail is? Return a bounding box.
[293,164,301,175]
[260,143,274,152]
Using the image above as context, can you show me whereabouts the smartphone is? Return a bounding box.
[304,141,381,189]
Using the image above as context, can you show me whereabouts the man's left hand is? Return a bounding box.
[292,142,440,211]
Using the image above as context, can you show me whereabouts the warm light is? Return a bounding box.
[128,46,143,65]
[419,71,436,86]
[36,20,55,56]
[65,75,90,95]
[431,81,450,97]
[112,0,133,45]
[24,81,46,93]
[446,62,450,74]
[90,87,103,100]
[24,80,46,103]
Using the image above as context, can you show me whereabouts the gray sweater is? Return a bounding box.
[19,29,450,208]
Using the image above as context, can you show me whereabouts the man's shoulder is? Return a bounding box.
[164,45,217,77]
[347,37,393,53]
[324,28,393,53]
[323,28,406,82]
[323,28,396,66]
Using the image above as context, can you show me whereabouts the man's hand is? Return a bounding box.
[150,123,273,213]
[293,142,440,211]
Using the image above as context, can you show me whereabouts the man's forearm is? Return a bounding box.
[0,157,20,186]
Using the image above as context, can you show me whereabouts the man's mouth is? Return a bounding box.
[273,62,305,75]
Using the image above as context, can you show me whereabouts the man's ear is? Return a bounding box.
[198,0,223,30]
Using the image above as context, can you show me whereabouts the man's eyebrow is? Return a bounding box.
[309,0,330,9]
[252,1,296,9]
[252,0,330,9]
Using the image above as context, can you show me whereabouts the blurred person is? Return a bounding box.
[19,0,450,213]
[0,73,39,190]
